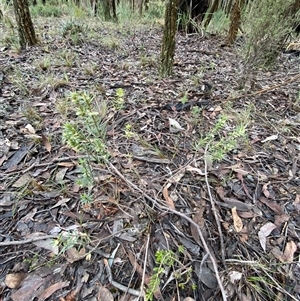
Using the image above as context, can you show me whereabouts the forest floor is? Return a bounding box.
[0,14,300,301]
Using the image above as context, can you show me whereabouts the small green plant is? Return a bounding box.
[22,105,43,129]
[23,253,40,272]
[191,105,202,125]
[180,92,188,104]
[146,249,176,301]
[37,72,69,90]
[60,19,87,44]
[146,246,192,301]
[36,56,52,71]
[82,62,96,75]
[8,67,29,95]
[62,91,109,188]
[80,191,94,205]
[101,37,120,50]
[205,9,230,35]
[113,88,125,110]
[30,2,64,17]
[124,123,136,139]
[144,0,165,19]
[60,50,78,67]
[53,230,90,255]
[195,113,247,161]
[140,55,157,68]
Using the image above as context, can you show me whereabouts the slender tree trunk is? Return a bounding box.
[204,0,219,28]
[103,0,111,20]
[144,0,149,11]
[138,0,143,15]
[160,0,179,77]
[13,0,37,48]
[227,0,245,45]
[111,0,117,20]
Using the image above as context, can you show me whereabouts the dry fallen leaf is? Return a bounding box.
[292,194,300,211]
[229,270,243,283]
[258,222,277,252]
[12,173,32,188]
[97,285,114,301]
[232,207,243,232]
[168,170,185,183]
[163,184,175,210]
[259,197,283,215]
[261,134,278,143]
[25,124,36,134]
[38,281,69,301]
[5,273,26,289]
[168,117,185,132]
[41,134,51,152]
[66,247,86,263]
[278,241,297,263]
[186,165,205,175]
[55,168,68,182]
[274,214,290,227]
[262,182,271,198]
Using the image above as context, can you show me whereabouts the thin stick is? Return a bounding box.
[204,144,226,268]
[140,234,150,300]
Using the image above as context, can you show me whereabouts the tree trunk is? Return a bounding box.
[227,0,245,45]
[204,0,219,28]
[13,0,37,48]
[160,0,179,77]
[102,0,118,21]
[111,0,117,20]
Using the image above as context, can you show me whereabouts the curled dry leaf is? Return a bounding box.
[258,222,277,252]
[186,165,205,175]
[231,207,243,232]
[168,117,185,132]
[163,184,175,210]
[41,134,51,152]
[25,124,36,134]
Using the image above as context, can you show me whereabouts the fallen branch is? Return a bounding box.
[0,235,57,246]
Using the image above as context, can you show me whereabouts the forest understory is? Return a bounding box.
[0,15,300,301]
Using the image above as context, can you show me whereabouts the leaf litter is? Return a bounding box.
[0,17,300,301]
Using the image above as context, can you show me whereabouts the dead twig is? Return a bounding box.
[204,144,226,268]
[140,234,150,299]
[0,235,58,246]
